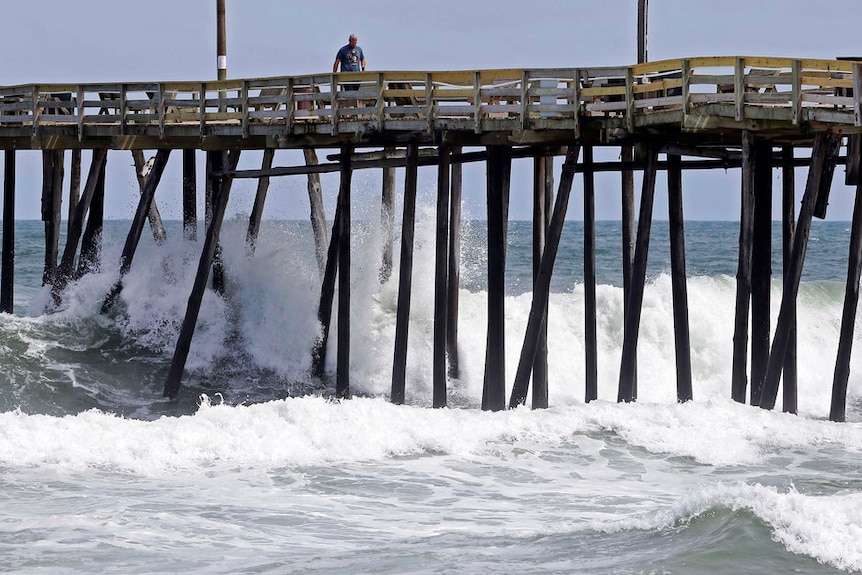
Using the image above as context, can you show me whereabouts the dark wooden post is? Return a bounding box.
[304,148,329,276]
[391,144,419,404]
[132,150,168,244]
[509,145,580,408]
[638,0,648,64]
[760,133,839,410]
[78,158,105,278]
[781,145,798,413]
[830,175,862,422]
[164,149,240,399]
[621,145,637,397]
[246,148,275,254]
[731,131,755,403]
[41,150,64,286]
[617,144,658,403]
[667,153,693,402]
[483,145,511,412]
[447,146,463,380]
[433,146,451,408]
[750,140,773,405]
[52,149,108,301]
[310,183,344,378]
[532,151,553,408]
[336,146,353,400]
[182,149,197,241]
[101,149,171,313]
[1,150,15,314]
[584,146,598,403]
[380,147,396,283]
[67,149,81,236]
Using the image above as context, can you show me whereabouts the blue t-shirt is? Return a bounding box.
[336,45,364,72]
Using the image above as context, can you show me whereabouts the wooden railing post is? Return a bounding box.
[854,63,862,128]
[792,60,802,125]
[735,57,745,121]
[682,59,691,116]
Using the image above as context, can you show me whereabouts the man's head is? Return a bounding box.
[348,34,358,47]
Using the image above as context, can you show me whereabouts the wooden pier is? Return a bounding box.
[2,55,862,421]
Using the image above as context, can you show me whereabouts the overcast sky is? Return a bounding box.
[2,0,861,221]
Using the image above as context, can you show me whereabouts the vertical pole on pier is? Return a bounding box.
[433,146,451,408]
[304,149,329,277]
[1,150,15,314]
[509,145,580,408]
[336,145,353,400]
[391,144,419,404]
[731,131,755,403]
[183,149,197,241]
[760,133,838,410]
[78,157,105,278]
[380,147,396,283]
[164,149,240,399]
[246,148,275,254]
[447,146,463,380]
[637,0,649,64]
[781,146,798,413]
[41,150,64,286]
[483,145,511,411]
[67,149,81,236]
[750,140,773,405]
[621,145,637,398]
[617,143,658,403]
[667,153,692,402]
[830,172,862,422]
[532,151,553,408]
[217,0,227,82]
[101,149,171,313]
[583,146,598,403]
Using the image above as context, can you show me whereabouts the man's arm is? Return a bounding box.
[361,56,366,71]
[333,58,340,73]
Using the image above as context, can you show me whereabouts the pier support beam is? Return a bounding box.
[304,148,329,277]
[483,145,511,411]
[164,149,240,399]
[78,161,105,278]
[246,148,275,254]
[132,150,167,245]
[751,140,773,405]
[41,150,64,286]
[380,147,396,283]
[391,144,419,404]
[667,153,692,402]
[621,145,637,397]
[311,176,344,379]
[2,150,14,314]
[509,145,580,408]
[532,151,553,407]
[67,149,81,235]
[336,146,353,400]
[731,131,756,403]
[433,146,451,408]
[447,147,463,380]
[584,146,598,403]
[781,145,798,413]
[760,133,839,410]
[183,149,197,241]
[618,143,659,403]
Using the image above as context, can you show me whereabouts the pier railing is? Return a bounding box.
[1,56,860,142]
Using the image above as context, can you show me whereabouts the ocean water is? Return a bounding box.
[1,212,862,574]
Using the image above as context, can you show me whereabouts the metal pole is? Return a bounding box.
[217,0,227,81]
[637,0,648,64]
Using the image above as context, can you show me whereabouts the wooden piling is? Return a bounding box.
[781,145,798,413]
[77,158,105,278]
[447,147,463,380]
[621,145,636,398]
[164,149,240,399]
[380,147,396,283]
[183,149,197,241]
[304,148,329,277]
[509,145,580,408]
[52,149,108,301]
[41,150,64,286]
[667,153,693,402]
[433,146,451,408]
[617,143,658,403]
[67,149,81,236]
[584,146,598,403]
[1,150,14,314]
[532,151,552,408]
[132,150,167,244]
[336,146,353,400]
[750,140,772,405]
[246,148,275,254]
[391,144,419,404]
[101,149,171,313]
[483,145,511,412]
[310,182,344,378]
[760,133,839,410]
[830,174,862,422]
[731,131,755,403]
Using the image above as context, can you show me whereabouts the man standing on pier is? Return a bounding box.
[333,34,366,90]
